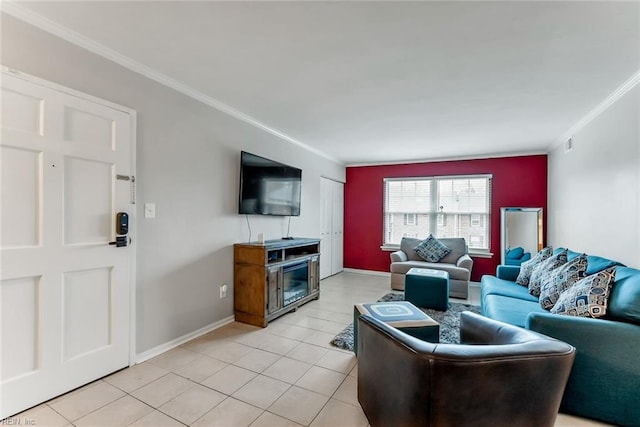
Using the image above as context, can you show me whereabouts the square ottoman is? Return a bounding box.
[405,268,450,311]
[353,301,439,355]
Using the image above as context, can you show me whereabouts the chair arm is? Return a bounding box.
[456,254,473,272]
[390,250,408,263]
[497,264,520,281]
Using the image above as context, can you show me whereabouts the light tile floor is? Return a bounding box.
[13,271,611,426]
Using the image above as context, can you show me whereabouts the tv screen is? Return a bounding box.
[239,151,302,216]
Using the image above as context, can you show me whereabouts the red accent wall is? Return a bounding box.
[344,155,547,281]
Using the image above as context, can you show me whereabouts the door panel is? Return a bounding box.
[63,157,113,244]
[0,71,134,418]
[0,146,42,248]
[319,178,332,279]
[0,276,40,381]
[63,268,112,361]
[331,182,344,275]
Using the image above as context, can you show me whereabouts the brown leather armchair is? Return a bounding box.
[357,312,575,427]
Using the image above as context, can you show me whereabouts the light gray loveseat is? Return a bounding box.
[390,237,473,298]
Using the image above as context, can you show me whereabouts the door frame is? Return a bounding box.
[2,66,138,365]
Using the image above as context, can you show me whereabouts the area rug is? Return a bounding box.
[330,292,481,352]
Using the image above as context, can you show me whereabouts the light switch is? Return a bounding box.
[144,203,156,219]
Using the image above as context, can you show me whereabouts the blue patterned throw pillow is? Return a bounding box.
[414,234,451,262]
[551,267,617,318]
[515,246,553,287]
[539,254,588,310]
[528,249,568,297]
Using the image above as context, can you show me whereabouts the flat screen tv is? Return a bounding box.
[239,151,302,216]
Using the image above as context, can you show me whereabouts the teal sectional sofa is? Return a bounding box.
[480,249,640,427]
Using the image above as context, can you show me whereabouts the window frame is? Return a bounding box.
[382,174,492,253]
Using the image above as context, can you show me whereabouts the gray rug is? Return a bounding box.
[330,292,481,352]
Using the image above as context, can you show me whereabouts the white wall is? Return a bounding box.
[1,14,345,354]
[548,84,639,268]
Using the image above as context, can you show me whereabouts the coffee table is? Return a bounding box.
[353,301,439,355]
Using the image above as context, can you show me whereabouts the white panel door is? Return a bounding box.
[331,181,344,275]
[0,71,134,418]
[319,177,333,279]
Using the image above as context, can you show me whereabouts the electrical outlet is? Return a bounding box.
[220,283,228,299]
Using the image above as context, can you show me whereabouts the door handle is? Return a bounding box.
[109,236,128,247]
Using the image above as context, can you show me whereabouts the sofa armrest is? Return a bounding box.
[497,265,520,281]
[526,312,640,425]
[390,250,407,263]
[526,312,640,358]
[456,254,473,272]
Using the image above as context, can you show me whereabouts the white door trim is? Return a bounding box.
[2,66,138,365]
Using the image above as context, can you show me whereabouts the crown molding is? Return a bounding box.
[550,69,640,151]
[1,1,342,165]
[345,150,548,168]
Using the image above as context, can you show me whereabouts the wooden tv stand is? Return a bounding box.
[234,238,320,327]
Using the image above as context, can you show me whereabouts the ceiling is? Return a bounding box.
[8,1,640,165]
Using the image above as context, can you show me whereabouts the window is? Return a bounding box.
[383,175,492,250]
[403,213,417,225]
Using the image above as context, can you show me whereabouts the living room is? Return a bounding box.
[1,1,639,426]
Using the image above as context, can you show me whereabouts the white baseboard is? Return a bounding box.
[135,315,235,364]
[341,268,391,277]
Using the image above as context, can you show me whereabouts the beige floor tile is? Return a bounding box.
[294,366,346,397]
[309,398,368,427]
[250,411,304,427]
[333,376,358,406]
[348,364,358,378]
[159,383,225,425]
[173,354,228,382]
[262,357,312,384]
[74,395,153,426]
[233,348,281,373]
[201,364,257,395]
[104,363,168,393]
[286,342,328,364]
[316,350,357,373]
[14,404,69,426]
[49,380,126,421]
[266,324,317,341]
[230,329,272,348]
[131,373,194,408]
[303,331,338,349]
[294,317,346,334]
[199,339,255,363]
[554,413,612,426]
[148,347,201,371]
[233,375,291,409]
[258,334,301,355]
[130,410,185,426]
[268,386,329,426]
[192,397,262,427]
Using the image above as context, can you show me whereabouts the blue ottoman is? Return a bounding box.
[353,301,439,355]
[405,268,450,311]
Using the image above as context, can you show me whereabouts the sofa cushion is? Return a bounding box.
[400,236,467,263]
[555,247,624,275]
[482,294,547,328]
[605,266,640,323]
[539,254,588,310]
[390,261,470,281]
[515,246,553,287]
[414,235,451,262]
[480,275,539,307]
[506,247,525,259]
[528,249,568,297]
[551,267,617,318]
